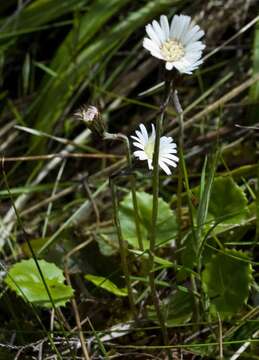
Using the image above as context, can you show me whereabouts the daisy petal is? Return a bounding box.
[165,62,174,70]
[161,153,179,161]
[161,149,178,156]
[185,41,205,52]
[152,20,166,42]
[133,142,144,150]
[151,123,156,139]
[173,58,193,74]
[178,15,191,42]
[160,136,175,144]
[136,130,146,144]
[133,150,148,160]
[159,160,172,175]
[160,15,170,40]
[150,50,164,60]
[170,15,180,38]
[160,143,177,151]
[176,15,191,41]
[160,157,178,167]
[146,24,161,46]
[147,159,153,170]
[183,26,204,45]
[143,37,160,53]
[139,124,149,141]
[143,37,164,59]
[131,135,141,142]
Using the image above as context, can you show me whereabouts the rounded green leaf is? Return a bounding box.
[207,177,249,232]
[119,191,178,249]
[5,259,74,308]
[85,274,128,297]
[202,250,253,317]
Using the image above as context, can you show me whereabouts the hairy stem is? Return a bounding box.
[104,132,143,250]
[173,90,197,243]
[110,178,136,315]
[173,89,200,323]
[148,76,173,352]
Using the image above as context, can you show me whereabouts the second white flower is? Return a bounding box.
[131,123,179,175]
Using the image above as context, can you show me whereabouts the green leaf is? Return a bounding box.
[202,250,253,317]
[85,274,128,297]
[148,290,194,326]
[5,259,74,308]
[206,177,249,234]
[119,191,178,249]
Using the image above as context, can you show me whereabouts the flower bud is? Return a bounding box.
[74,105,105,136]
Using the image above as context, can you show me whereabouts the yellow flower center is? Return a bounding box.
[144,139,155,159]
[160,39,185,62]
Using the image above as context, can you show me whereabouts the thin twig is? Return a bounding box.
[0,152,122,162]
[217,313,223,359]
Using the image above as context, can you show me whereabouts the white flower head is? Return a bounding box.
[143,14,205,74]
[131,123,179,175]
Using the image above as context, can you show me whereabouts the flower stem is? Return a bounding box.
[104,132,143,251]
[148,77,173,352]
[173,90,197,247]
[172,89,200,323]
[109,177,136,315]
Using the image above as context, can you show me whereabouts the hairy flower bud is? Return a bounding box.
[74,105,105,136]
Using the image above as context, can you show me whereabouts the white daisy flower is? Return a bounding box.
[143,14,205,74]
[131,123,179,175]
